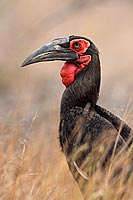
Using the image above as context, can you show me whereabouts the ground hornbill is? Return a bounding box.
[22,36,133,199]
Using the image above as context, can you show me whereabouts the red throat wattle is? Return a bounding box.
[60,55,91,87]
[60,39,91,87]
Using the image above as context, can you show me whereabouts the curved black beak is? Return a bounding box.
[21,37,78,67]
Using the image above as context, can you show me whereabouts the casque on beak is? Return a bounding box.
[21,37,78,67]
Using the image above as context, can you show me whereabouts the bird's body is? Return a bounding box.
[60,104,133,197]
[59,66,132,196]
[22,35,133,199]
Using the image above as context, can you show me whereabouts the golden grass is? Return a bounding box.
[0,108,82,200]
[0,103,132,200]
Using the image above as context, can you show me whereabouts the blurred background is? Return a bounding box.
[0,0,133,199]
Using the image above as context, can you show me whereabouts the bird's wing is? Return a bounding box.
[95,104,133,147]
[60,106,128,169]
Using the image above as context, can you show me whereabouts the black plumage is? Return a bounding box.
[21,35,133,199]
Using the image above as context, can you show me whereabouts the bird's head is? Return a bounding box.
[21,35,99,87]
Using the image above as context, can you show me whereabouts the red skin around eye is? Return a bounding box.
[70,39,90,54]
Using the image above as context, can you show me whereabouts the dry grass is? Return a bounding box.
[0,108,82,200]
[0,103,132,200]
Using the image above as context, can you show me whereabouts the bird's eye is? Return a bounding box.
[73,42,81,50]
[70,39,90,53]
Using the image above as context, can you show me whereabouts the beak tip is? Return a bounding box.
[21,62,27,68]
[21,57,31,67]
[21,63,26,67]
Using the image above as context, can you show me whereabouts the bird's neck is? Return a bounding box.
[60,55,101,118]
